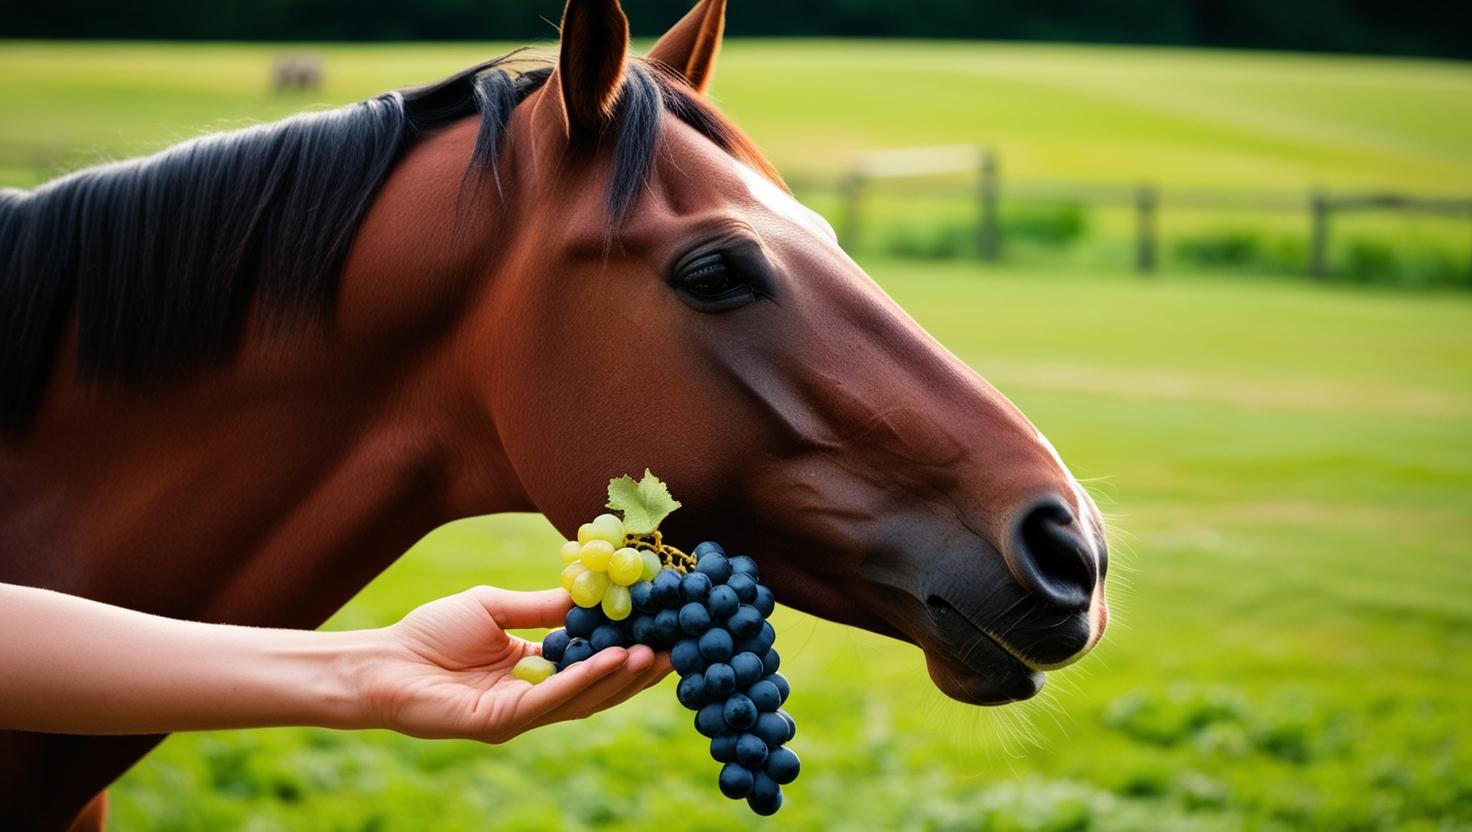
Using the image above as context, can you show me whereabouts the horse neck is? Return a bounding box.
[0,118,532,627]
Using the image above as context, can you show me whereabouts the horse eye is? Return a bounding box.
[678,252,737,297]
[669,239,770,313]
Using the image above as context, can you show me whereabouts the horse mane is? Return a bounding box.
[0,51,780,435]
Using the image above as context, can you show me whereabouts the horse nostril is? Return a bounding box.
[1007,497,1098,610]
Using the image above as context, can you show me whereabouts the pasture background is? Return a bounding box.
[2,41,1470,830]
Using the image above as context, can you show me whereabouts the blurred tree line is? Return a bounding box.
[3,0,1468,60]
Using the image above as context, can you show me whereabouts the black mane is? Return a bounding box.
[0,53,764,434]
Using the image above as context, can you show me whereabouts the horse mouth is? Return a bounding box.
[922,595,1046,705]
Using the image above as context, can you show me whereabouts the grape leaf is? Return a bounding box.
[606,469,682,534]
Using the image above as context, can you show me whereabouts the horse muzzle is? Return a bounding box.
[909,493,1110,704]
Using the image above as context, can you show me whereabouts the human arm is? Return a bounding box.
[0,582,669,742]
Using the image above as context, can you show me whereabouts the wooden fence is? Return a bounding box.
[827,145,1472,283]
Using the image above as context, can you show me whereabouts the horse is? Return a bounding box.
[0,1,1109,827]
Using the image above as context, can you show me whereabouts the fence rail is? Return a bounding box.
[824,146,1472,284]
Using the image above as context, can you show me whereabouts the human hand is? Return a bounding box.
[355,586,672,743]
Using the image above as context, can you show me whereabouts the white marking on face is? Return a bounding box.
[731,159,839,244]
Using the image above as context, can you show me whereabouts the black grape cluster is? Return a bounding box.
[539,541,798,815]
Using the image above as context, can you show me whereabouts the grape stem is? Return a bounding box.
[625,530,695,573]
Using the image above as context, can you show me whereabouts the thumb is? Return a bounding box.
[465,586,573,631]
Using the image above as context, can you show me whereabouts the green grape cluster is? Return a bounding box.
[557,513,663,619]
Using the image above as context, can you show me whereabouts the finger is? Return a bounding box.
[526,647,669,727]
[466,586,573,631]
[524,649,657,728]
[574,654,674,716]
[507,646,633,724]
[549,661,671,724]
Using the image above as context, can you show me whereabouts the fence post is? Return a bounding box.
[1136,183,1157,275]
[1309,191,1330,279]
[977,148,1000,262]
[838,168,864,253]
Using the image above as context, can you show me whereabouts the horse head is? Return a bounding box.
[458,0,1110,705]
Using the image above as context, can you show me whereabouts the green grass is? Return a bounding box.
[105,260,1472,831]
[2,40,1470,830]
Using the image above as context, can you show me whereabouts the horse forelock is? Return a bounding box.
[0,50,780,435]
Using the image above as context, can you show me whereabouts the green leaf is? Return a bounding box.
[606,469,682,534]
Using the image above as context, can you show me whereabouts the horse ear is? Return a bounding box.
[648,0,725,94]
[551,0,630,135]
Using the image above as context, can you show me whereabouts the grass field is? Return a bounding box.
[2,40,1470,830]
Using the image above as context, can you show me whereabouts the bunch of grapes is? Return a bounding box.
[519,508,799,815]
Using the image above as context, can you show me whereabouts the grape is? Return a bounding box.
[564,605,603,638]
[718,762,754,799]
[735,621,774,655]
[601,584,633,621]
[638,548,662,581]
[608,547,643,586]
[676,674,708,710]
[678,602,711,636]
[706,584,739,618]
[767,672,790,704]
[579,540,615,573]
[723,693,758,730]
[512,655,556,684]
[746,679,781,713]
[704,663,736,698]
[697,628,734,662]
[726,605,764,639]
[651,569,682,606]
[558,638,595,670]
[695,703,727,738]
[559,540,583,564]
[761,648,780,676]
[671,638,706,676]
[735,733,769,768]
[753,585,776,618]
[764,747,800,785]
[590,624,624,652]
[571,569,610,607]
[578,513,625,548]
[630,614,657,644]
[728,555,759,580]
[541,629,570,663]
[778,709,797,742]
[710,734,738,763]
[629,581,655,612]
[695,552,732,585]
[729,652,764,687]
[747,771,782,816]
[560,561,587,593]
[653,608,682,644]
[753,712,789,747]
[726,573,758,603]
[692,540,725,559]
[680,571,712,603]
